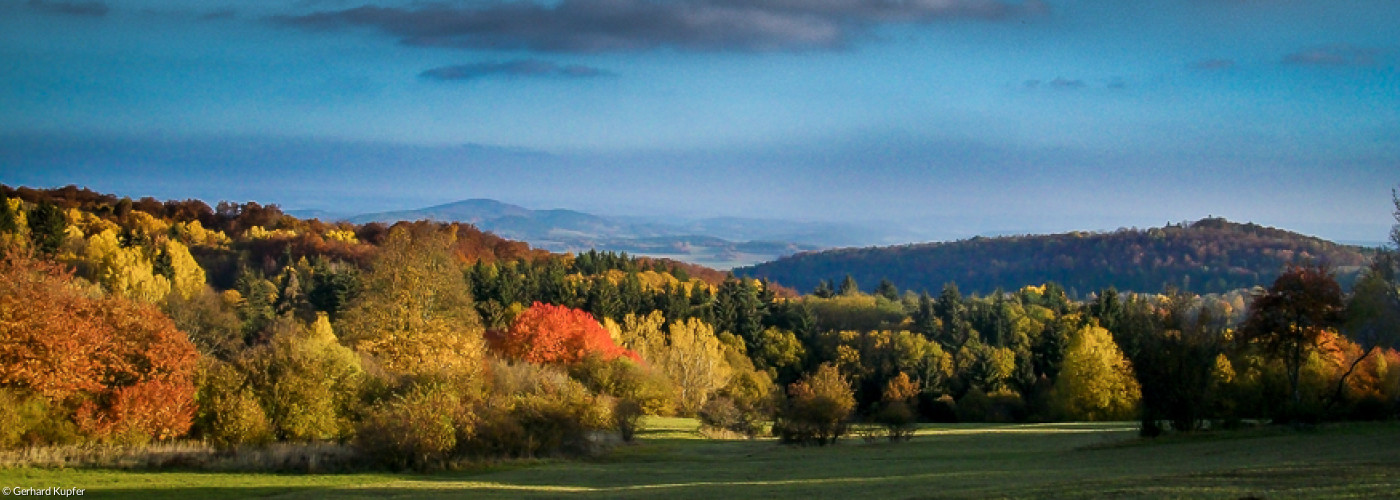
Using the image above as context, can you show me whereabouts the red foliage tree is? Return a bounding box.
[489,302,640,365]
[448,223,548,265]
[0,250,198,443]
[1239,263,1343,417]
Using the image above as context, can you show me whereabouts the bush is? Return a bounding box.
[873,402,917,442]
[699,366,775,439]
[0,389,56,449]
[956,388,992,422]
[952,388,1027,423]
[919,394,959,423]
[773,364,855,446]
[986,391,1028,423]
[250,315,364,442]
[462,360,610,459]
[355,384,471,471]
[698,397,765,438]
[874,373,919,441]
[193,361,273,447]
[83,379,199,446]
[613,398,644,443]
[569,353,675,416]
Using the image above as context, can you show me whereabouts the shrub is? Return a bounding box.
[569,353,675,416]
[193,360,274,448]
[701,365,775,439]
[773,364,855,446]
[956,387,989,422]
[873,401,918,441]
[81,379,199,446]
[698,397,745,436]
[986,391,1028,423]
[463,360,610,458]
[249,314,363,442]
[356,383,471,471]
[0,389,52,449]
[874,373,919,441]
[613,398,644,443]
[919,394,959,423]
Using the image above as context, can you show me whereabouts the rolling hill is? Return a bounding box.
[331,199,880,269]
[736,218,1375,297]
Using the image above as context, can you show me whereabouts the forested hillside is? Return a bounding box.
[2,184,1397,471]
[738,218,1373,296]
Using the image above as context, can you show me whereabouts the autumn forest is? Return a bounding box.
[1,184,1399,473]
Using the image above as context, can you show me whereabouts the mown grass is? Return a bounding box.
[3,418,1398,499]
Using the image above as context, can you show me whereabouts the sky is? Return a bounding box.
[1,0,1397,245]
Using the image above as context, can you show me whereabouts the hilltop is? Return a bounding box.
[321,198,872,269]
[737,218,1374,296]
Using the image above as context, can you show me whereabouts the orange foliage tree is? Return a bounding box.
[489,302,639,365]
[0,250,197,444]
[1239,263,1343,415]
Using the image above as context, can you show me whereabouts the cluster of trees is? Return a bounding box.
[2,183,1398,466]
[0,186,812,463]
[739,217,1372,296]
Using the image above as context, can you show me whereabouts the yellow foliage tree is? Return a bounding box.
[1053,325,1141,421]
[245,226,296,240]
[323,229,359,244]
[337,226,484,391]
[0,198,27,249]
[174,220,230,247]
[64,208,117,236]
[616,311,667,364]
[83,229,170,303]
[664,318,732,415]
[246,314,364,441]
[128,211,169,242]
[163,239,206,300]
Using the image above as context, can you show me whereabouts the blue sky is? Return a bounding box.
[1,0,1396,245]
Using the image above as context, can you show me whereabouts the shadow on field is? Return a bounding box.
[93,486,334,500]
[64,422,1400,499]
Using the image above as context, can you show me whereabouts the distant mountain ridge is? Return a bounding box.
[735,218,1374,296]
[350,199,534,225]
[324,198,874,269]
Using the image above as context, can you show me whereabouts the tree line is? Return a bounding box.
[1,184,1397,470]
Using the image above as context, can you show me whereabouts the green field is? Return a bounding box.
[4,419,1399,499]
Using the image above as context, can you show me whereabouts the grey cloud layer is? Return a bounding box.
[277,0,1048,52]
[420,60,614,81]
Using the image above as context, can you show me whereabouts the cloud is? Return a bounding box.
[420,60,614,81]
[1282,44,1380,67]
[1024,77,1090,90]
[26,0,108,17]
[1190,58,1235,71]
[1049,77,1087,89]
[275,0,1048,53]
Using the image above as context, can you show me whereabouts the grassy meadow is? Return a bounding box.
[3,418,1399,499]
